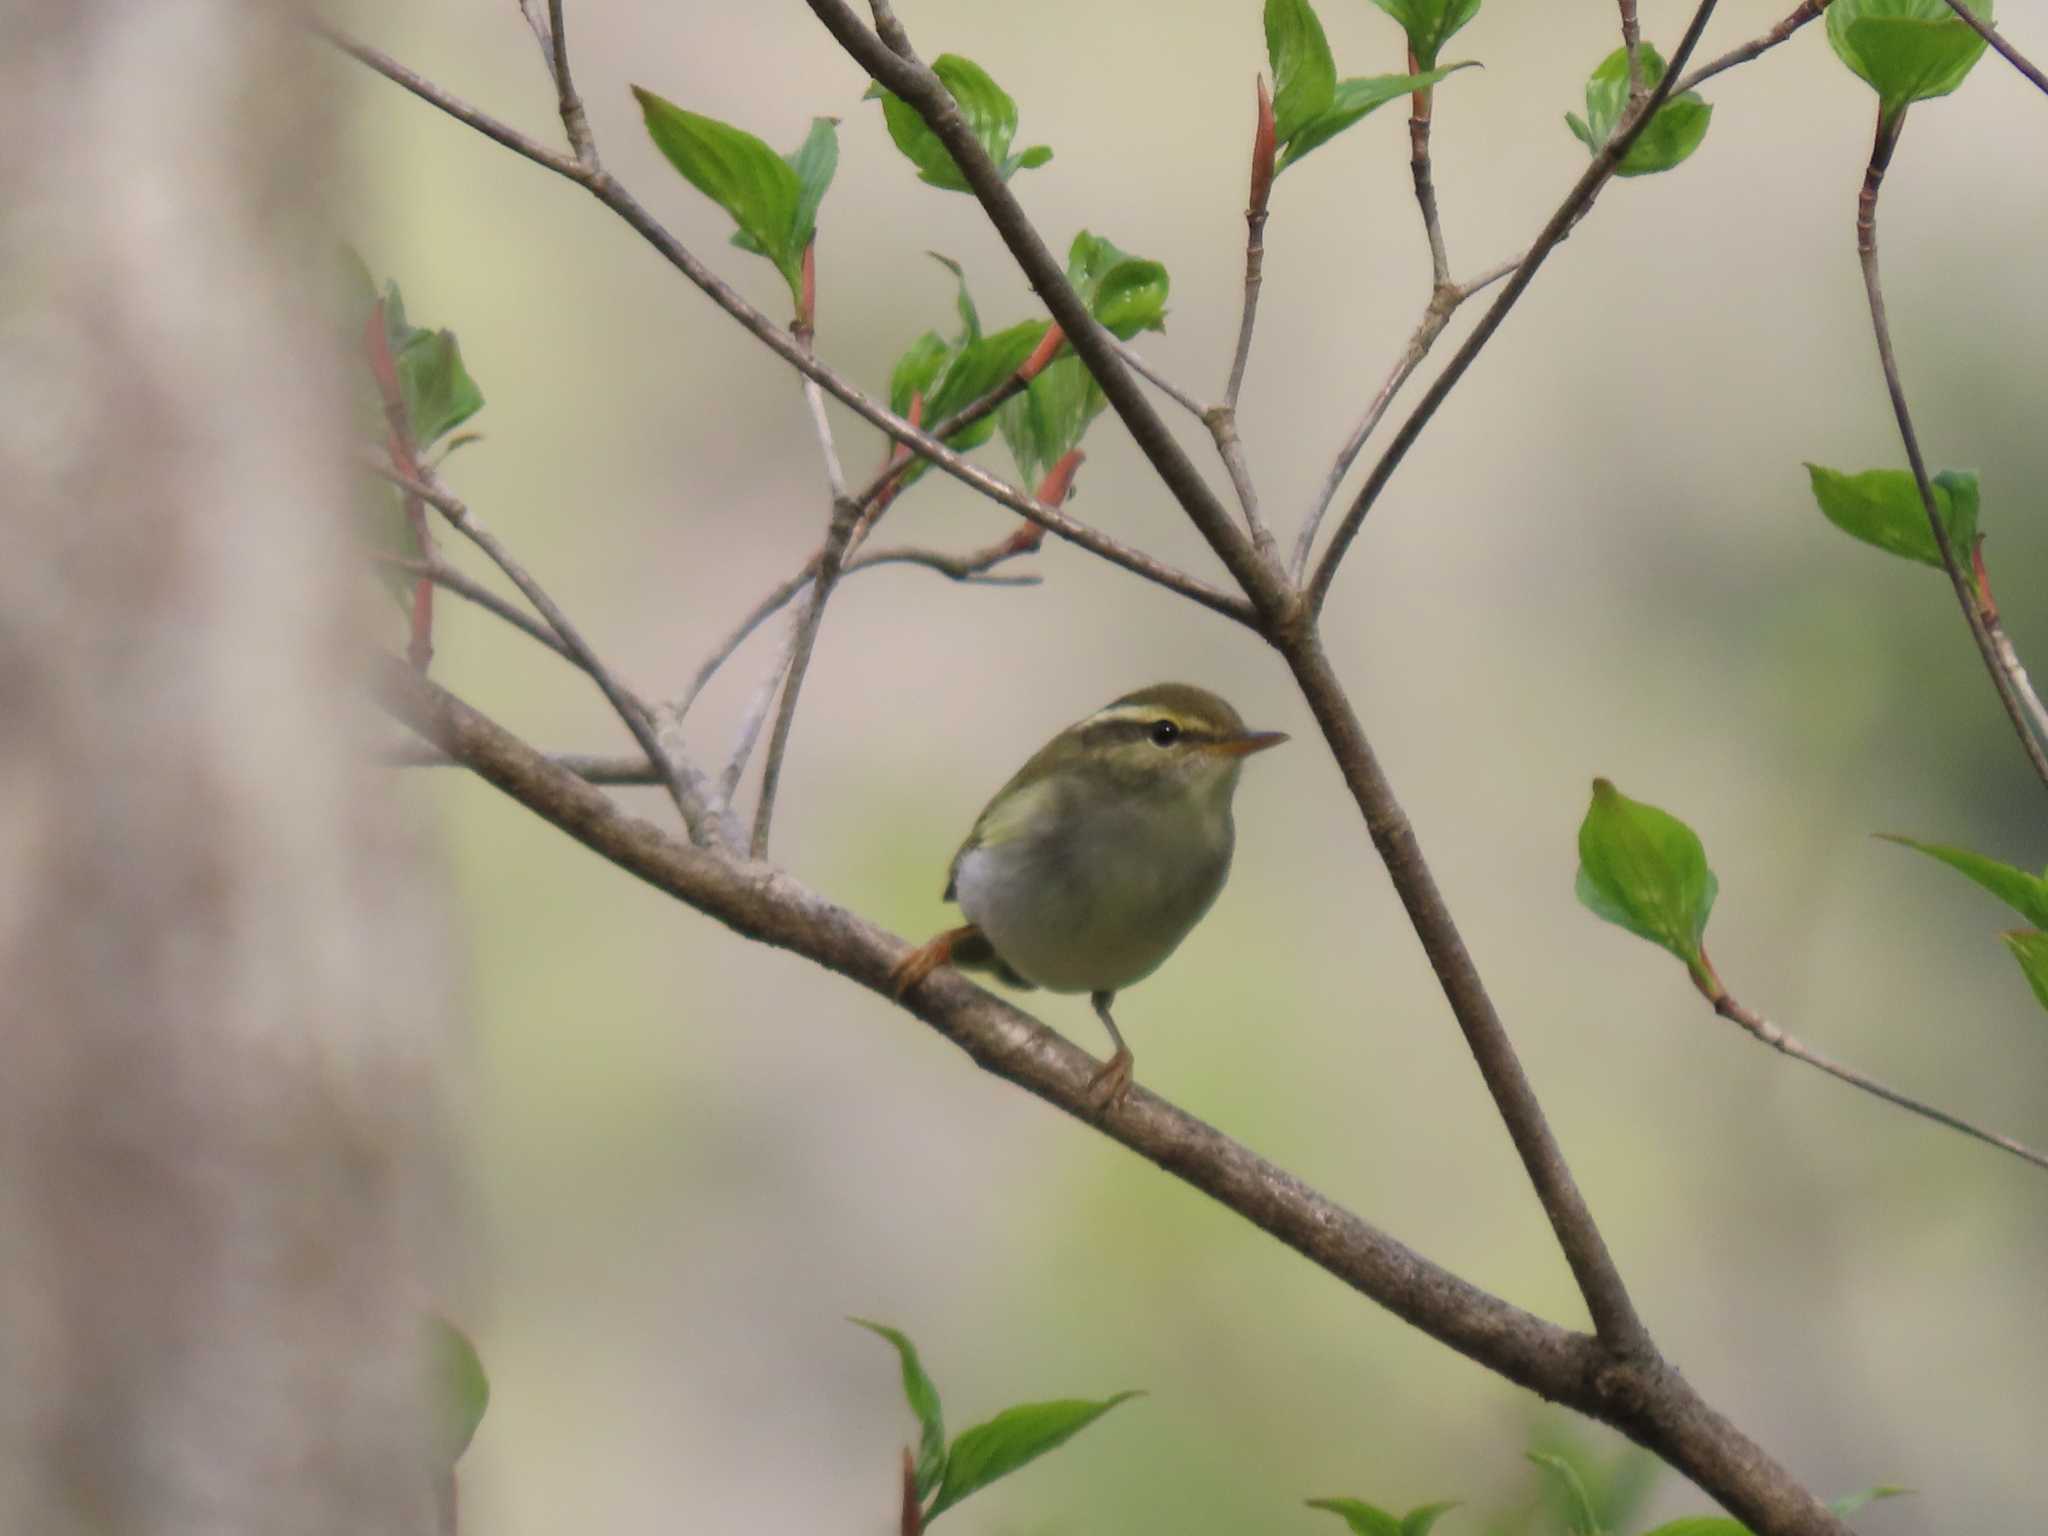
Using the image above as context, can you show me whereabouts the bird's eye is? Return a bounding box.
[1148,719,1181,747]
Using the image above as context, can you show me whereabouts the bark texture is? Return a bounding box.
[0,5,456,1532]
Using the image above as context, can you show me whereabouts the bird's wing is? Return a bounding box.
[942,741,1063,902]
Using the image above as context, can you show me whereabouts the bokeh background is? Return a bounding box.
[333,2,2048,1530]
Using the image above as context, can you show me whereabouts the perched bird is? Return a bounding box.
[892,683,1286,1107]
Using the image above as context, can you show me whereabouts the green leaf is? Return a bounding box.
[1266,0,1338,146]
[1805,464,1979,568]
[1829,1485,1911,1518]
[1827,0,1993,120]
[1526,1452,1604,1536]
[1877,836,2048,927]
[1309,1498,1459,1536]
[1000,354,1106,486]
[1575,779,1718,981]
[1279,64,1477,173]
[1565,45,1713,177]
[730,116,841,267]
[426,1316,490,1465]
[634,87,807,305]
[2008,932,2048,1012]
[866,54,1051,192]
[928,252,982,342]
[925,1391,1141,1521]
[1399,1501,1459,1536]
[927,320,1051,436]
[890,331,952,418]
[1367,0,1484,69]
[1092,259,1170,339]
[1306,1498,1401,1536]
[1638,1521,1747,1536]
[393,327,485,450]
[850,1320,947,1503]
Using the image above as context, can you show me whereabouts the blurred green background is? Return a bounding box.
[335,1,2048,1530]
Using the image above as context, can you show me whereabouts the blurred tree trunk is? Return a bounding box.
[0,4,456,1533]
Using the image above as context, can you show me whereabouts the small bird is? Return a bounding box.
[892,683,1286,1108]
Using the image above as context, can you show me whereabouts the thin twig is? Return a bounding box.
[1855,109,2048,786]
[1972,544,2048,748]
[1619,0,1647,104]
[1675,0,1825,94]
[1223,76,1275,412]
[1711,988,2048,1172]
[1291,254,1519,581]
[387,740,663,784]
[1941,0,2048,96]
[1306,0,1725,614]
[547,0,599,166]
[321,25,1255,627]
[373,554,579,671]
[807,0,1288,619]
[369,459,718,833]
[720,620,802,804]
[1109,338,1209,419]
[1406,62,1451,288]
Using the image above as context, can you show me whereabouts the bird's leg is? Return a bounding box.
[1087,990,1133,1110]
[890,924,981,997]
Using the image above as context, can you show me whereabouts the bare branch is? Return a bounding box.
[1676,0,1826,95]
[546,0,600,166]
[1307,0,1725,613]
[1223,76,1275,412]
[720,619,801,804]
[321,26,1256,626]
[1942,0,2048,96]
[1710,986,2048,1173]
[369,460,722,835]
[1406,67,1451,288]
[1277,630,1651,1357]
[387,740,663,784]
[1855,109,2048,786]
[373,553,579,670]
[1110,338,1210,420]
[378,661,1853,1536]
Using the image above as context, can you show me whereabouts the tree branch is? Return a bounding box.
[1705,979,2048,1173]
[546,0,599,167]
[322,26,1256,628]
[376,660,1850,1536]
[805,0,1292,621]
[1675,0,1826,95]
[1941,0,2048,98]
[1306,0,1724,614]
[369,461,721,836]
[1854,109,2048,786]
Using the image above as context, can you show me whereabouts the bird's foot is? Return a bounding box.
[1086,1047,1134,1112]
[890,925,977,998]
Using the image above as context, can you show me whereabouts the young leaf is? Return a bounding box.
[1564,45,1713,177]
[926,320,1052,437]
[394,327,486,451]
[866,54,1051,192]
[1804,464,1979,568]
[925,1391,1142,1521]
[1308,1497,1460,1536]
[1876,836,2048,927]
[999,354,1105,487]
[928,252,982,342]
[1828,1485,1910,1518]
[1637,1521,1747,1536]
[1305,1498,1402,1536]
[1368,0,1484,69]
[426,1316,490,1465]
[1279,64,1477,174]
[1266,0,1338,146]
[730,117,840,272]
[850,1320,948,1503]
[2002,931,2048,1010]
[633,87,808,305]
[1092,258,1170,339]
[891,331,952,417]
[1526,1452,1604,1536]
[1575,779,1719,984]
[1827,0,1993,121]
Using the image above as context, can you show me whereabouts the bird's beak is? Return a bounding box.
[1208,729,1289,758]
